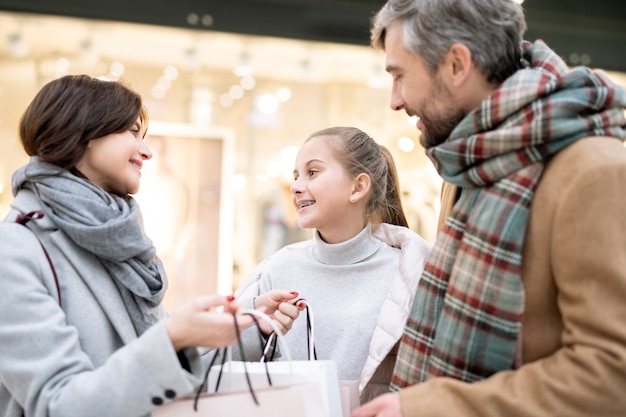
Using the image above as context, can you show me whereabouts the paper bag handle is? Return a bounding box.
[241,309,292,362]
[194,309,296,410]
[264,298,317,361]
[195,313,258,409]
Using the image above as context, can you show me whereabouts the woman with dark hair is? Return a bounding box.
[0,75,300,417]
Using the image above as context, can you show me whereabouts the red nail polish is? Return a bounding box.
[226,295,235,302]
[290,291,299,296]
[297,301,305,308]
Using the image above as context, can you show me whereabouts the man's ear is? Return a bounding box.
[444,43,473,87]
[350,173,371,202]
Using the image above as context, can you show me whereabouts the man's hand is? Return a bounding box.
[351,392,402,417]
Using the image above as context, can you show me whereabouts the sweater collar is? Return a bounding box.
[312,224,378,265]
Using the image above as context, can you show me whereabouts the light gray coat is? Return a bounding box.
[0,189,203,417]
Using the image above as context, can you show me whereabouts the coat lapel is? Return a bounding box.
[50,233,139,345]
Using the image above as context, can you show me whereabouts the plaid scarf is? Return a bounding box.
[391,40,626,387]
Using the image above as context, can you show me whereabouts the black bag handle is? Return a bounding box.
[194,313,266,410]
[244,312,273,385]
[263,297,317,361]
[298,298,318,361]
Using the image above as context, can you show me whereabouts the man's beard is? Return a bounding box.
[419,109,466,149]
[417,76,467,149]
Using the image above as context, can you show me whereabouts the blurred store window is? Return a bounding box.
[1,11,623,308]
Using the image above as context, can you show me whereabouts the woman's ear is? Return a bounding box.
[350,173,371,203]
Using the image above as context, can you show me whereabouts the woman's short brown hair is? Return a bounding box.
[19,74,147,170]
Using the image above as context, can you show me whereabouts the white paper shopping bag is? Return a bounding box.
[209,359,343,417]
[339,380,360,417]
[154,310,330,417]
[152,382,326,417]
[206,309,343,417]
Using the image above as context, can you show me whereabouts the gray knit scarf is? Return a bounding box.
[12,157,167,335]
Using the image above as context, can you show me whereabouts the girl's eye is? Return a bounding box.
[308,170,318,177]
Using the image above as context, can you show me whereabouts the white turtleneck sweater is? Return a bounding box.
[237,225,401,380]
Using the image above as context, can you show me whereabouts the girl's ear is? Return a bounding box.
[350,173,371,203]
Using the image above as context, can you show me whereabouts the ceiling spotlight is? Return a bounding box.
[256,93,279,114]
[109,61,125,79]
[163,66,179,81]
[240,75,256,90]
[397,136,415,153]
[275,87,291,103]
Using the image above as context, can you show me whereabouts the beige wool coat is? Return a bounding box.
[399,136,626,417]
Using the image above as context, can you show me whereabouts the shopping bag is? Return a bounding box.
[210,359,343,417]
[153,310,328,417]
[207,309,344,417]
[339,380,359,417]
[295,300,359,417]
[152,382,326,417]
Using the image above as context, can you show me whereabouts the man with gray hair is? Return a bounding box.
[352,0,626,416]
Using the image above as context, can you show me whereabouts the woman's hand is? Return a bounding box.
[253,290,305,335]
[165,295,253,351]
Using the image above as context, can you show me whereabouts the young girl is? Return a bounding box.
[0,74,299,417]
[236,126,431,403]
